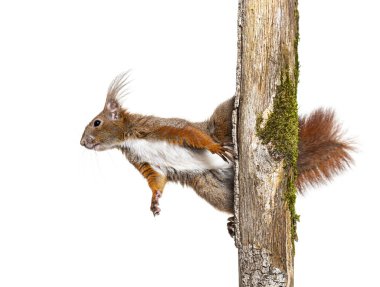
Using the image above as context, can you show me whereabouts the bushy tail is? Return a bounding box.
[296,108,355,191]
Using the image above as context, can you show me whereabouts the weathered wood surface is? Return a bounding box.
[232,1,299,286]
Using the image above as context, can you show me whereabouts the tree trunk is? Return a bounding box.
[232,1,299,287]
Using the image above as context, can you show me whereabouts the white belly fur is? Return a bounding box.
[123,139,230,174]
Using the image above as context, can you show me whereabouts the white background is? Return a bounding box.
[0,0,379,286]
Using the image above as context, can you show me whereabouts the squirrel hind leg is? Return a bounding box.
[186,170,234,214]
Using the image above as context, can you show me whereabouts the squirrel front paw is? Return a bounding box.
[209,143,235,163]
[150,191,162,216]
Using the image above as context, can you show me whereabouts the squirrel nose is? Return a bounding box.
[80,135,95,147]
[80,134,86,146]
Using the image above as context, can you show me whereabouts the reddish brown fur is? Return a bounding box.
[297,108,354,191]
[132,162,167,212]
[132,162,167,193]
[152,125,233,161]
[81,73,355,215]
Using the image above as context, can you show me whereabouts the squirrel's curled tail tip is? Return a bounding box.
[296,108,355,192]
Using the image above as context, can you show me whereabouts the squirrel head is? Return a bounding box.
[80,72,130,151]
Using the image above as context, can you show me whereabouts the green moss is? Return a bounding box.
[256,69,300,247]
[256,72,298,166]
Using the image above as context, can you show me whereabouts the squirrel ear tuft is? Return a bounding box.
[104,71,131,120]
[105,71,131,106]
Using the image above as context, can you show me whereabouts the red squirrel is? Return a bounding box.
[80,72,354,218]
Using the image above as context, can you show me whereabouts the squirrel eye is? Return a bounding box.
[94,120,101,127]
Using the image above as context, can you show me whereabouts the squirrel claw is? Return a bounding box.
[227,216,236,238]
[151,202,161,216]
[152,207,161,216]
[219,153,229,163]
[219,144,236,163]
[223,142,234,148]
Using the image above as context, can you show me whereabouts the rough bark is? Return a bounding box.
[232,1,299,287]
